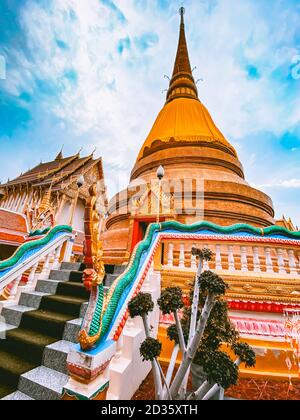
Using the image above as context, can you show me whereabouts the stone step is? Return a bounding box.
[35,279,62,295]
[19,366,68,401]
[49,269,71,281]
[61,262,82,271]
[62,301,97,342]
[43,340,74,374]
[63,318,82,343]
[0,320,15,339]
[1,305,35,327]
[2,391,34,401]
[19,291,49,309]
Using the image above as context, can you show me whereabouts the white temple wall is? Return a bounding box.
[55,198,85,232]
[73,199,85,232]
[56,201,72,226]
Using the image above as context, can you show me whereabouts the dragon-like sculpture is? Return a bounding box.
[78,184,106,350]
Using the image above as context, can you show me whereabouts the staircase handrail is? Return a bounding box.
[0,225,72,294]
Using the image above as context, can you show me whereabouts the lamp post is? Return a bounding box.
[156,165,165,224]
[69,175,85,228]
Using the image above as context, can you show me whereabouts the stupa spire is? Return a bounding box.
[166,7,199,103]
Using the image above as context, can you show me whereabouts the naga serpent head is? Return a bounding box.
[83,268,99,291]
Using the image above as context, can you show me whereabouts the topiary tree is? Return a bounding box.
[128,292,154,319]
[128,248,256,400]
[128,292,167,398]
[140,338,162,362]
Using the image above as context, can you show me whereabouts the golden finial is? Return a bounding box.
[165,5,198,104]
[179,6,185,24]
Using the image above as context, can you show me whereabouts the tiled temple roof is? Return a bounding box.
[1,152,103,191]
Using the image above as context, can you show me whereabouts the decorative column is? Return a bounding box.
[179,243,185,269]
[40,252,52,280]
[167,243,174,268]
[64,236,75,262]
[265,247,274,273]
[52,244,63,270]
[215,245,222,271]
[27,262,39,288]
[253,247,261,273]
[277,249,286,275]
[8,275,22,301]
[288,250,298,275]
[241,246,248,272]
[228,246,235,271]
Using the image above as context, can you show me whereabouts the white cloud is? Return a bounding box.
[1,0,299,209]
[256,179,300,189]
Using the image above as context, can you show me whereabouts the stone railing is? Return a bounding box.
[163,241,300,276]
[0,225,73,306]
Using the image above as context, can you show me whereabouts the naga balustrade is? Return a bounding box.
[162,241,300,276]
[77,221,300,353]
[64,221,300,400]
[0,225,73,304]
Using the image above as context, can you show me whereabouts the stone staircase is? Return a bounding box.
[0,262,89,400]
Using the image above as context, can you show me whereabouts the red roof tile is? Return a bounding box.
[0,209,28,245]
[0,209,29,233]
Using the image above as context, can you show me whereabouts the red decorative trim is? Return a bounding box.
[228,299,300,314]
[68,359,111,382]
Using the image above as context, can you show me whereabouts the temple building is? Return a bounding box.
[0,150,107,258]
[102,9,275,265]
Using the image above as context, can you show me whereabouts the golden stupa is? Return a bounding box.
[102,9,274,264]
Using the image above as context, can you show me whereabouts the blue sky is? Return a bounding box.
[0,0,300,224]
